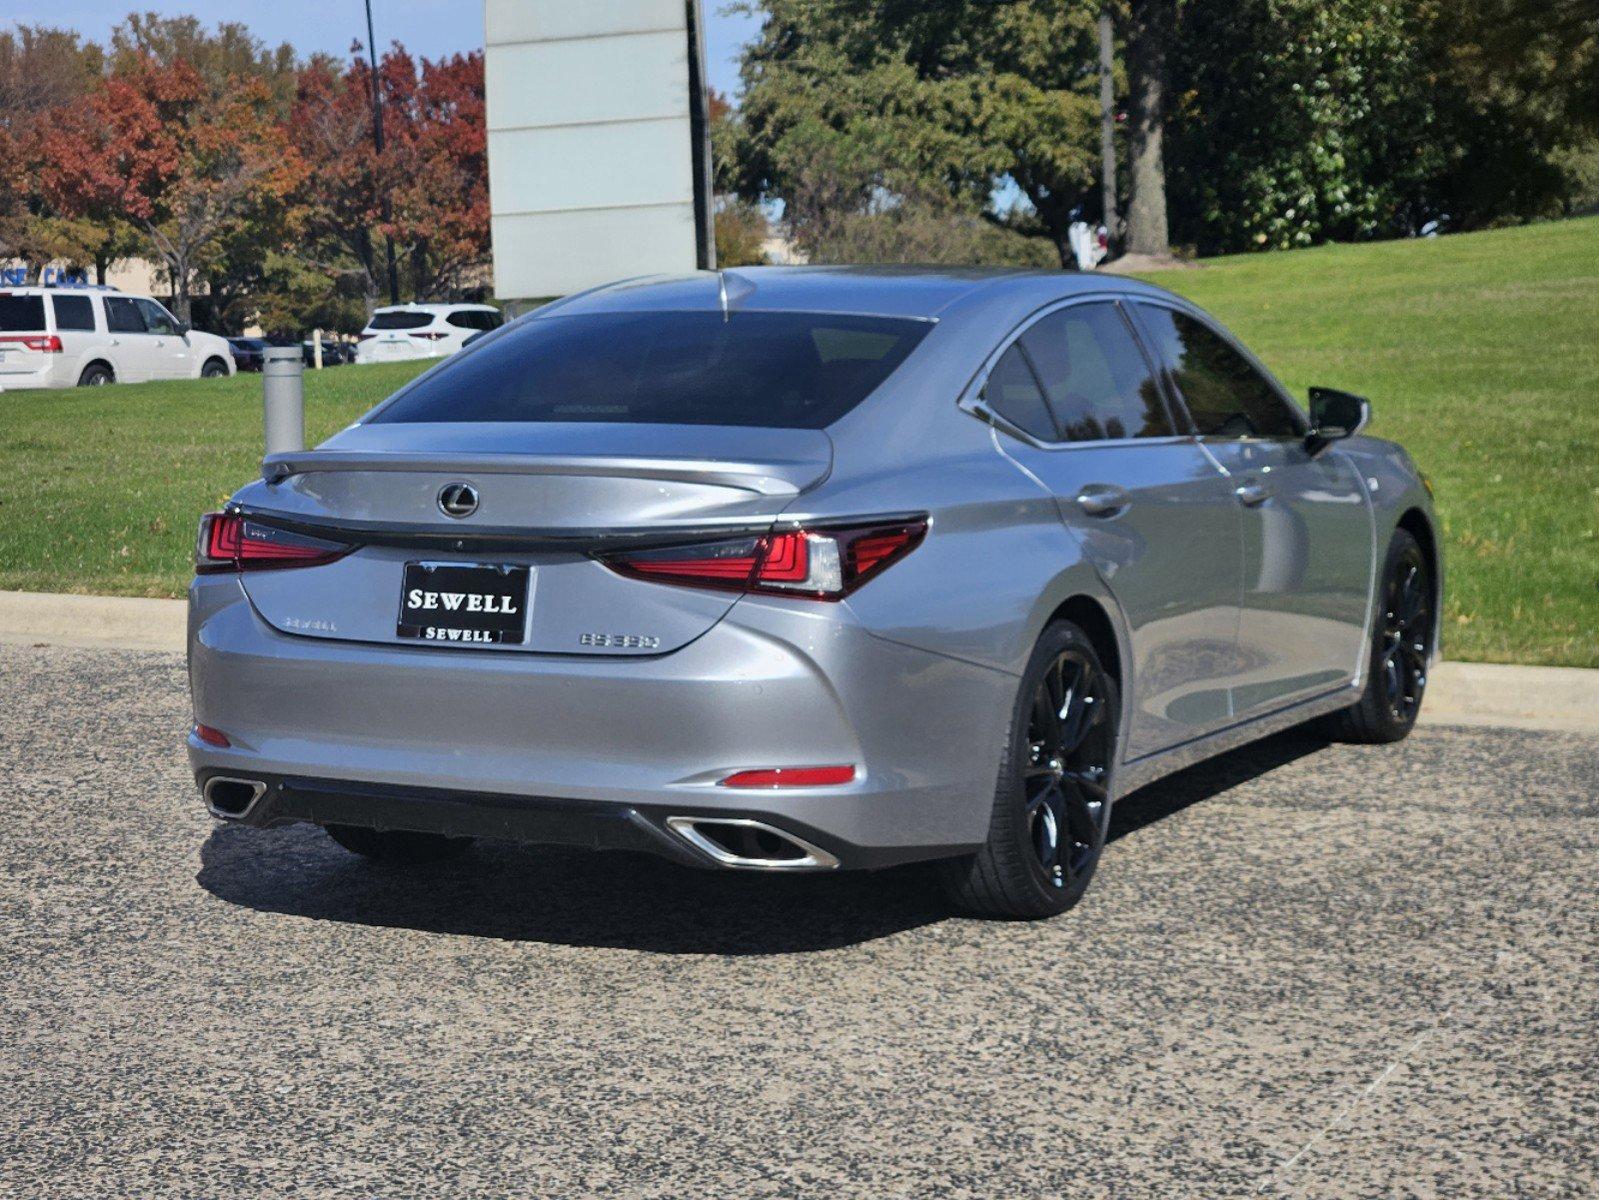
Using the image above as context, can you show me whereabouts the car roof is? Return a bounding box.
[0,286,127,298]
[542,265,1177,321]
[370,303,495,314]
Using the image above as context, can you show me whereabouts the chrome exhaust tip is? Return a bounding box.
[203,776,269,821]
[665,817,840,871]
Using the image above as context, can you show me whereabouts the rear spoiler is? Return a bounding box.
[261,449,814,497]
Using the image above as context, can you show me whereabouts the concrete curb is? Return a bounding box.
[1420,661,1599,735]
[1,589,1594,733]
[0,589,187,653]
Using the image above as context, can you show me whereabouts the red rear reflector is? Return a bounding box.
[719,765,856,789]
[0,334,62,352]
[196,512,352,573]
[599,518,926,600]
[194,724,231,747]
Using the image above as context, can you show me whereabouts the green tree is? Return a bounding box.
[1166,0,1599,255]
[733,0,1102,265]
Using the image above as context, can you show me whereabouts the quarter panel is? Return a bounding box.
[807,435,1092,677]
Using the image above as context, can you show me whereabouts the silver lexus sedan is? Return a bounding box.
[188,267,1439,918]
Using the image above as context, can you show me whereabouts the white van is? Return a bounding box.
[353,303,503,364]
[0,286,236,389]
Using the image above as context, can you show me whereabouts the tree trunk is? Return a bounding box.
[171,258,192,324]
[1098,8,1119,245]
[1125,0,1173,258]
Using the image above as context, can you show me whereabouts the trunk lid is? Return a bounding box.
[233,422,830,656]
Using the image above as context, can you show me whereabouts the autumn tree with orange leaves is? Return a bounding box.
[38,58,304,323]
[292,46,490,311]
[8,15,492,333]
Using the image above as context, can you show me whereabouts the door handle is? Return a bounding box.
[108,338,120,346]
[1076,485,1131,517]
[1235,480,1271,507]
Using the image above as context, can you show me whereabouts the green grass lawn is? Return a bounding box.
[0,360,431,600]
[1134,216,1599,667]
[1,217,1595,664]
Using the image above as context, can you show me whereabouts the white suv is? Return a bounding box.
[0,286,236,389]
[353,303,503,364]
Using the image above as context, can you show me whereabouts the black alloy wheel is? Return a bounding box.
[1379,544,1431,724]
[1024,649,1113,892]
[1325,528,1433,744]
[942,621,1119,918]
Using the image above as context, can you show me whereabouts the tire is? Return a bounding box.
[200,358,230,378]
[77,363,114,387]
[1323,528,1433,744]
[324,824,473,865]
[940,620,1119,919]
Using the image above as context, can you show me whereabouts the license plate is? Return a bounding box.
[398,562,531,645]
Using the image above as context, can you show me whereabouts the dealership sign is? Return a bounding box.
[483,0,715,300]
[0,266,89,287]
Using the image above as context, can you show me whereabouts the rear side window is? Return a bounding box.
[369,311,435,330]
[370,311,932,429]
[51,294,96,331]
[0,295,46,331]
[1134,305,1303,439]
[446,309,500,330]
[1019,303,1172,441]
[981,344,1056,440]
[105,296,146,334]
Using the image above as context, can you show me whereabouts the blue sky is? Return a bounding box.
[1,2,764,97]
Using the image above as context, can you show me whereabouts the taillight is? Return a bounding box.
[196,512,352,573]
[356,333,376,341]
[598,518,927,600]
[0,334,62,352]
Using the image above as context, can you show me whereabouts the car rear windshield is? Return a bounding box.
[370,311,933,429]
[0,295,46,331]
[368,311,435,330]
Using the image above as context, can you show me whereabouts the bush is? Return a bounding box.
[714,199,770,267]
[804,199,1058,268]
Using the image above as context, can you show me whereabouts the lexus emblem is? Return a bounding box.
[437,482,479,519]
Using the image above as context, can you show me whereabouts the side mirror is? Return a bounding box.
[1306,387,1370,455]
[176,321,191,337]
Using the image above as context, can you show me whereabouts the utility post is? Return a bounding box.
[1098,7,1119,252]
[365,0,401,305]
[262,348,305,456]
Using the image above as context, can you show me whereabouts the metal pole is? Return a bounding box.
[1098,8,1120,250]
[262,348,305,456]
[685,0,716,270]
[365,0,401,304]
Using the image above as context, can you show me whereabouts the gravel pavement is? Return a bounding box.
[1,642,1594,1198]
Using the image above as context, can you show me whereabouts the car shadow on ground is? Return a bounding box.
[196,727,1332,954]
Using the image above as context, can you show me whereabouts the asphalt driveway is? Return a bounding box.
[1,642,1594,1198]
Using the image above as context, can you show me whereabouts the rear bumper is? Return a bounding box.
[187,577,1015,868]
[0,364,67,388]
[194,771,941,870]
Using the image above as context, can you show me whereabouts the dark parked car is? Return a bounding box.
[304,339,357,366]
[227,337,269,372]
